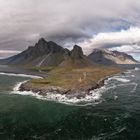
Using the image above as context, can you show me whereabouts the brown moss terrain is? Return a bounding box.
[19,66,124,96]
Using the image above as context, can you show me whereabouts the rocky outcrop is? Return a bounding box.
[71,45,84,59]
[19,79,105,98]
[60,45,94,68]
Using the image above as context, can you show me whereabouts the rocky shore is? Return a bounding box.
[19,78,105,98]
[18,66,124,99]
[0,65,123,99]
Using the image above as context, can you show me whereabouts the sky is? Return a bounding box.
[0,0,140,60]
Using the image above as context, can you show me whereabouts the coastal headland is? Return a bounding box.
[19,66,123,98]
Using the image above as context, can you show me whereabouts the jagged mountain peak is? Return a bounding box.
[35,38,48,47]
[36,38,59,48]
[30,38,64,54]
[1,40,94,67]
[71,45,84,58]
[73,45,82,49]
[38,38,47,43]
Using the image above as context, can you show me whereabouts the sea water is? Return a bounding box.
[0,65,139,140]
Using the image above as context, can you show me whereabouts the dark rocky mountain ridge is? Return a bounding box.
[0,38,94,68]
[0,38,138,67]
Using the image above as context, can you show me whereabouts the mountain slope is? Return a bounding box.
[1,38,67,66]
[0,38,94,68]
[60,45,94,68]
[88,49,138,65]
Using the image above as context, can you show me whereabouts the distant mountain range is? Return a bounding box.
[0,38,138,67]
[88,49,138,65]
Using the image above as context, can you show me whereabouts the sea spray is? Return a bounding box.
[11,67,139,105]
[12,80,104,105]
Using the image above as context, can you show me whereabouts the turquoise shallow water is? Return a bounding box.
[0,65,140,140]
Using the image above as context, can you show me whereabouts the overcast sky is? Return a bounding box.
[0,0,140,60]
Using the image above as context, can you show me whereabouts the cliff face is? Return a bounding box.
[88,49,138,65]
[1,38,94,68]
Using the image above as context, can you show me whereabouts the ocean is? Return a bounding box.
[0,65,139,140]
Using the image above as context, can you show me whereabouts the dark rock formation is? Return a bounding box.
[71,45,84,59]
[19,79,106,98]
[2,38,67,66]
[0,38,94,68]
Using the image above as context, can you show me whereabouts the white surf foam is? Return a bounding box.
[11,68,138,105]
[114,95,118,100]
[109,82,138,93]
[104,73,136,92]
[130,75,135,77]
[130,83,138,93]
[124,70,132,74]
[108,77,130,83]
[114,78,130,83]
[0,72,42,79]
[134,67,140,71]
[11,81,104,106]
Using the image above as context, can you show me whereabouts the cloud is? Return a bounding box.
[129,53,140,61]
[0,0,140,50]
[109,45,140,53]
[0,50,20,54]
[79,27,140,54]
[0,50,21,58]
[0,0,140,60]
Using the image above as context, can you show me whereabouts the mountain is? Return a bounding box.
[2,39,137,67]
[88,49,139,65]
[60,45,94,67]
[0,38,94,68]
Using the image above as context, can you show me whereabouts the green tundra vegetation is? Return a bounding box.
[29,65,123,90]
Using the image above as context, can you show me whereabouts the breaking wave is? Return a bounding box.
[11,81,105,106]
[108,77,130,83]
[135,67,140,71]
[11,66,139,105]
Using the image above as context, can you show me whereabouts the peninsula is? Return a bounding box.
[1,38,137,98]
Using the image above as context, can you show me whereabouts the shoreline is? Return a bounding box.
[0,69,110,104]
[13,80,103,105]
[0,65,47,78]
[19,76,107,97]
[13,71,126,105]
[18,72,123,99]
[9,66,139,105]
[0,71,43,79]
[0,65,129,104]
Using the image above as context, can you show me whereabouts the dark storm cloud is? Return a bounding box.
[79,27,140,55]
[0,0,140,58]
